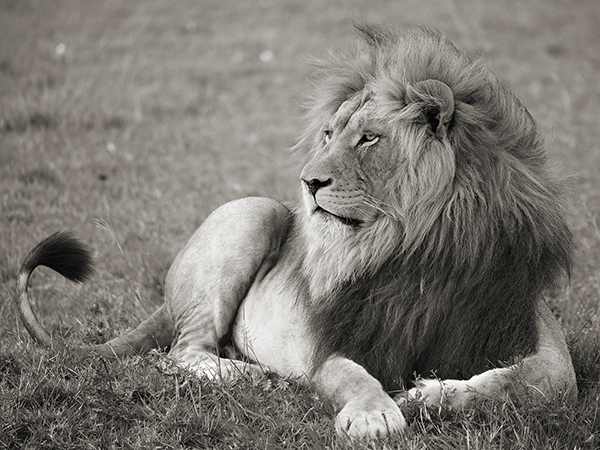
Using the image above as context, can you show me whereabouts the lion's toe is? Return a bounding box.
[335,399,406,440]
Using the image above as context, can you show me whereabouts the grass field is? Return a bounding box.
[1,0,600,448]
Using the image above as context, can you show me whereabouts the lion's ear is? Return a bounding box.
[406,79,454,139]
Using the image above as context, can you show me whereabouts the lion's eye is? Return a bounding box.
[324,130,332,143]
[358,131,379,147]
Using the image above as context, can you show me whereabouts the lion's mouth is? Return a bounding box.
[315,207,363,228]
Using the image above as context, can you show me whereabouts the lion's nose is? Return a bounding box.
[302,177,333,197]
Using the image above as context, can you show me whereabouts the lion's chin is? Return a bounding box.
[314,207,364,228]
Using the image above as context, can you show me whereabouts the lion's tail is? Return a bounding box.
[16,231,174,357]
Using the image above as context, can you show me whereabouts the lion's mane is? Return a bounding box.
[295,26,573,391]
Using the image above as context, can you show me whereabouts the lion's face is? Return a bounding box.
[297,90,402,296]
[299,91,396,230]
[296,80,458,297]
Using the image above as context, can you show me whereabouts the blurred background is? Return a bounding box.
[1,0,599,345]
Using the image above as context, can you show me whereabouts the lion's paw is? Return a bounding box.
[188,355,264,382]
[335,397,407,440]
[396,378,472,410]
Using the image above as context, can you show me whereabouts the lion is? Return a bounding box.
[16,25,577,440]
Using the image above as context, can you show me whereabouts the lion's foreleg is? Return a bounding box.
[396,367,514,410]
[312,355,407,439]
[397,300,577,409]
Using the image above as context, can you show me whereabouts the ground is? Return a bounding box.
[1,0,599,448]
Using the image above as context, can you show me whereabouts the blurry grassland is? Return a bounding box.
[1,0,600,448]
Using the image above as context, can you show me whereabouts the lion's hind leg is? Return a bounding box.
[165,197,291,382]
[396,300,577,410]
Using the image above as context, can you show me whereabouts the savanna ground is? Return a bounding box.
[1,0,599,448]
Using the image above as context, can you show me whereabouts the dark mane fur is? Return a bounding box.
[300,25,573,391]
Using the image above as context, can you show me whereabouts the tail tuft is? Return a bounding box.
[16,231,94,350]
[17,230,171,356]
[23,231,94,282]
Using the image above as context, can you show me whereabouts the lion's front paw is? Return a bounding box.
[397,378,472,410]
[335,397,407,440]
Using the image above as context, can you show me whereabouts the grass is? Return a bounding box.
[1,0,599,448]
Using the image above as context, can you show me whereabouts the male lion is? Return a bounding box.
[16,25,576,439]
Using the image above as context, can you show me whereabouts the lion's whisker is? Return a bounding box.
[362,195,401,221]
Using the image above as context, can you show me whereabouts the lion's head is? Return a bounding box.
[295,25,573,390]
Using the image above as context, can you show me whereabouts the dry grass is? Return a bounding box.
[1,0,600,448]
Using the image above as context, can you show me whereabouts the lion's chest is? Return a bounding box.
[232,266,313,378]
